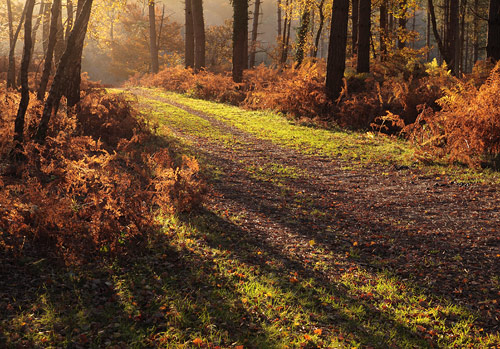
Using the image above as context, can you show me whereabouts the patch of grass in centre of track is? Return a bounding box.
[143,88,415,166]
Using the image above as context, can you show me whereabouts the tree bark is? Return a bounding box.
[277,0,282,38]
[313,0,325,58]
[357,0,371,72]
[326,0,349,102]
[37,0,62,101]
[487,0,500,61]
[191,0,206,71]
[66,0,74,41]
[473,0,479,63]
[428,0,448,65]
[65,0,87,108]
[54,1,65,65]
[14,0,35,146]
[295,1,311,67]
[448,0,460,73]
[398,1,407,49]
[352,0,359,55]
[380,0,388,59]
[249,0,261,67]
[232,0,248,82]
[149,0,159,73]
[35,0,94,142]
[7,0,27,89]
[185,0,194,68]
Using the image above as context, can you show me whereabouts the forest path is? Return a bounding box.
[124,87,500,341]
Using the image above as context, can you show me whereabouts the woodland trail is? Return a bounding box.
[126,87,500,343]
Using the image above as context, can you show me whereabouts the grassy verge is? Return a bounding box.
[139,87,500,184]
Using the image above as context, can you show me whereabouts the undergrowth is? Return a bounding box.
[135,57,500,169]
[0,85,205,263]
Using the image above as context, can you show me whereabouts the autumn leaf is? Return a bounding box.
[304,334,311,340]
[193,338,203,346]
[314,328,322,335]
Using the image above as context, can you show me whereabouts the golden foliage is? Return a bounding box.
[0,87,205,262]
[405,61,500,167]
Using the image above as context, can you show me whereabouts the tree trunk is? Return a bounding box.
[295,1,311,67]
[232,0,248,82]
[66,0,74,41]
[313,0,325,58]
[14,0,35,146]
[7,0,27,89]
[277,0,282,37]
[54,1,65,65]
[185,0,194,68]
[380,0,388,59]
[191,0,206,71]
[426,5,431,61]
[473,0,479,63]
[352,0,359,55]
[398,1,407,49]
[149,0,159,73]
[448,0,459,73]
[249,0,261,67]
[459,0,468,73]
[428,0,448,65]
[326,0,349,102]
[30,0,45,60]
[357,0,371,72]
[282,4,292,64]
[38,0,61,101]
[35,0,94,142]
[65,0,87,108]
[487,0,500,61]
[42,0,50,54]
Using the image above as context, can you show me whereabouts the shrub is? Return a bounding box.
[405,61,500,168]
[0,87,205,262]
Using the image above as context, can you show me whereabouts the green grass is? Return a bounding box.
[139,87,500,184]
[4,88,495,347]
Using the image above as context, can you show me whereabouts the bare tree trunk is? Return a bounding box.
[352,0,359,55]
[426,6,431,61]
[35,0,94,142]
[281,2,292,64]
[185,0,194,68]
[473,0,479,63]
[313,0,325,58]
[30,0,45,60]
[487,0,500,61]
[54,1,65,65]
[66,0,74,41]
[428,0,448,65]
[232,0,248,82]
[249,0,261,67]
[326,0,349,102]
[65,0,87,108]
[14,0,35,147]
[149,0,159,73]
[191,0,206,71]
[7,0,27,89]
[38,0,62,101]
[459,0,468,73]
[398,1,407,49]
[42,0,50,53]
[277,0,282,37]
[380,0,388,59]
[357,0,371,72]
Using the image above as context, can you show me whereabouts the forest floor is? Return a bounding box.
[1,87,500,348]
